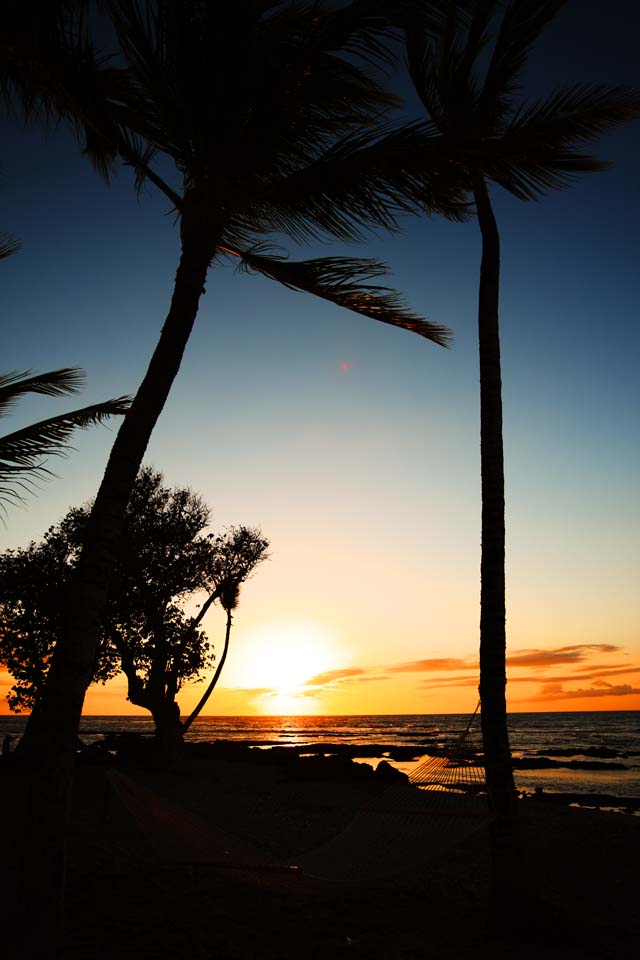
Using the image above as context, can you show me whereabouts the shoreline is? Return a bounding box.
[79,734,640,814]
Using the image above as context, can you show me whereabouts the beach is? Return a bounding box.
[30,740,639,959]
[3,718,639,958]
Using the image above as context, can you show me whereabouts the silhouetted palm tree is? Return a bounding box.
[182,584,238,735]
[405,0,640,817]
[14,1,468,761]
[0,368,130,511]
[183,527,268,733]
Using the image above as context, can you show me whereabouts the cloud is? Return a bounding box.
[388,658,473,673]
[387,644,625,678]
[506,644,619,668]
[531,683,640,702]
[418,675,478,689]
[305,668,366,686]
[539,683,563,696]
[508,665,640,684]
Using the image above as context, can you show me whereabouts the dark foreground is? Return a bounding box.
[5,743,640,959]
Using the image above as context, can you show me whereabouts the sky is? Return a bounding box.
[1,1,639,716]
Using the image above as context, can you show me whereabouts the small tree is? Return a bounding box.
[0,467,268,752]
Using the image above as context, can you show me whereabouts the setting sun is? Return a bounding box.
[224,620,344,711]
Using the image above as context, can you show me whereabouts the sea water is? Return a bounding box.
[1,711,638,799]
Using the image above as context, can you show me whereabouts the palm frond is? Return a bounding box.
[508,83,640,145]
[107,1,401,185]
[250,120,470,243]
[478,84,640,199]
[0,233,21,259]
[1,1,122,182]
[405,16,443,123]
[0,396,131,470]
[0,368,86,419]
[234,248,452,347]
[406,1,495,134]
[479,0,568,119]
[267,0,400,70]
[476,148,607,201]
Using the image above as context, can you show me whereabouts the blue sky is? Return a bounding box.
[1,1,638,714]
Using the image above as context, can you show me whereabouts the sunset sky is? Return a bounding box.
[1,1,638,716]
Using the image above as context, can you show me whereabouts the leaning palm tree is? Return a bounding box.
[405,0,640,818]
[182,527,269,733]
[182,583,238,735]
[16,1,469,761]
[0,368,130,511]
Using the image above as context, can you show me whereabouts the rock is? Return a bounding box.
[374,760,408,784]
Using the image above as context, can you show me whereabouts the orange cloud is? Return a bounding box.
[506,644,619,668]
[508,665,640,684]
[388,658,473,673]
[305,668,367,686]
[418,675,478,689]
[531,682,640,701]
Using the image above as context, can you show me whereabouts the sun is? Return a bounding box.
[225,620,342,710]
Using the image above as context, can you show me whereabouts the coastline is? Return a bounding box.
[2,709,638,809]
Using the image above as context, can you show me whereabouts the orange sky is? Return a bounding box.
[3,628,638,717]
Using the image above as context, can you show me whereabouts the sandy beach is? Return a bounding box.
[36,744,637,960]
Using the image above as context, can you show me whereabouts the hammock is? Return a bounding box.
[299,705,488,881]
[105,708,489,885]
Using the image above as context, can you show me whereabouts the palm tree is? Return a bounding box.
[182,583,238,736]
[182,527,269,733]
[0,368,130,511]
[404,0,640,818]
[15,1,469,761]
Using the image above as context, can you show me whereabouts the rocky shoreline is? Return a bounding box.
[75,733,640,813]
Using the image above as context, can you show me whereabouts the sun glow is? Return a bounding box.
[225,620,343,711]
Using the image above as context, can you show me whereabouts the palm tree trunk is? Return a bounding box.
[473,175,516,817]
[474,175,519,936]
[182,609,233,734]
[9,229,214,957]
[21,230,214,759]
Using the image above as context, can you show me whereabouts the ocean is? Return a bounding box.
[2,710,638,801]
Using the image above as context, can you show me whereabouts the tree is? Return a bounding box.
[182,526,268,734]
[0,467,268,749]
[11,0,466,763]
[106,473,268,755]
[404,0,640,818]
[1,7,461,949]
[0,368,130,512]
